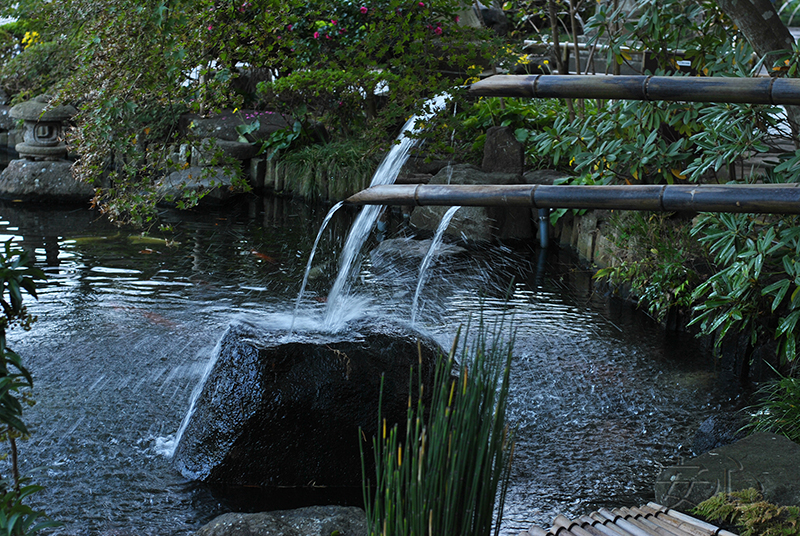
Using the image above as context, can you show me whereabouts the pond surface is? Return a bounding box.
[0,196,734,535]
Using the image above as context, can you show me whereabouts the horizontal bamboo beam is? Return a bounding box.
[345,184,800,214]
[468,74,800,105]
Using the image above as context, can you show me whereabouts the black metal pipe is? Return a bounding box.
[468,75,800,105]
[345,184,800,214]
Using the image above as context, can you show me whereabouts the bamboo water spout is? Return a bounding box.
[468,74,800,105]
[345,183,800,214]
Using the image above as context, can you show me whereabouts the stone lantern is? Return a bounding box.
[9,96,76,160]
[0,95,93,203]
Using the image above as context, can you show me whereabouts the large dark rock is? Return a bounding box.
[655,432,800,511]
[409,164,533,242]
[482,126,524,174]
[157,166,241,205]
[0,159,94,203]
[181,110,290,142]
[195,506,366,536]
[173,320,443,488]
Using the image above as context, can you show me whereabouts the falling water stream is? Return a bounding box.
[410,205,460,326]
[290,200,344,332]
[323,94,450,328]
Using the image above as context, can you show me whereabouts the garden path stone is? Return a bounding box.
[655,432,800,511]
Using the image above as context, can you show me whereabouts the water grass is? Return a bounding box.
[281,140,379,202]
[361,317,515,536]
[744,371,800,444]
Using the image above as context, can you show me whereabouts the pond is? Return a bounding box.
[0,194,734,535]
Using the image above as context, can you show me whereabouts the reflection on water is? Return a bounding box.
[0,198,733,535]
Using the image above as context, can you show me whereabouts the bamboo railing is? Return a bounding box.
[468,74,800,104]
[345,183,800,214]
[344,74,800,213]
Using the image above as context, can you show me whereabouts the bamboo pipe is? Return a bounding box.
[468,74,800,105]
[344,183,800,214]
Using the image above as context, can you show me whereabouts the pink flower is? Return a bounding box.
[331,19,337,25]
[418,2,424,6]
[207,25,213,30]
[455,15,460,22]
[313,31,320,38]
[434,26,442,35]
[325,34,331,39]
[287,24,293,31]
[360,6,368,13]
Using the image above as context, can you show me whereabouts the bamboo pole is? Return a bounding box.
[345,183,800,214]
[468,74,800,105]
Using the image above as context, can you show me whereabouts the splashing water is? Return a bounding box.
[411,205,460,326]
[290,201,344,333]
[324,93,451,329]
[166,335,226,458]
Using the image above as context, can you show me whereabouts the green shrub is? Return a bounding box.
[0,40,75,103]
[0,241,58,535]
[594,212,708,323]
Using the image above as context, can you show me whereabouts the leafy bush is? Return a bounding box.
[690,212,800,365]
[0,40,76,103]
[594,212,708,323]
[362,321,514,536]
[693,488,800,536]
[743,372,800,443]
[0,242,58,535]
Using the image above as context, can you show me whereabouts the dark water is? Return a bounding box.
[0,197,733,535]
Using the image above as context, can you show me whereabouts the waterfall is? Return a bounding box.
[164,335,225,458]
[323,93,450,330]
[410,205,460,326]
[289,201,344,333]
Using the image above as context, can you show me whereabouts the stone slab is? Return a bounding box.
[655,432,800,511]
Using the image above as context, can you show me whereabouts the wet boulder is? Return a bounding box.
[655,432,800,510]
[173,319,443,488]
[195,505,366,536]
[0,159,94,203]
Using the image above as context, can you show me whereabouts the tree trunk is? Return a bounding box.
[715,0,794,57]
[715,0,800,144]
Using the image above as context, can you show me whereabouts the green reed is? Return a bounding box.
[362,318,515,536]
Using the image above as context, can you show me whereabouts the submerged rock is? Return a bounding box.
[195,505,366,536]
[173,319,443,489]
[692,413,747,455]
